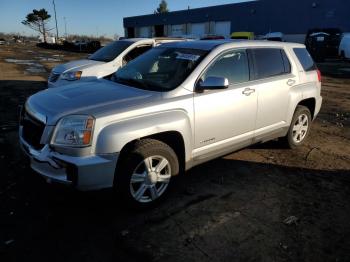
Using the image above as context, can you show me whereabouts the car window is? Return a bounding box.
[114,47,208,91]
[122,45,153,65]
[293,48,317,72]
[281,50,291,73]
[202,49,249,85]
[88,41,132,62]
[251,48,290,80]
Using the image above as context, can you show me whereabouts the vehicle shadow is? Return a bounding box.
[1,79,350,261]
[248,139,288,150]
[2,153,350,262]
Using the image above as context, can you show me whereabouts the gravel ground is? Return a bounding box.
[0,43,349,262]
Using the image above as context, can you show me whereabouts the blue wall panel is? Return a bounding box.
[123,0,350,34]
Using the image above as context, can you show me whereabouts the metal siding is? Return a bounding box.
[214,21,231,38]
[169,24,184,36]
[191,23,206,38]
[123,0,350,35]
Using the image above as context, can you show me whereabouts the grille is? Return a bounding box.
[49,72,60,83]
[22,112,46,150]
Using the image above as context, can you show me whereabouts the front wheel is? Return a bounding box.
[283,105,312,149]
[115,139,179,209]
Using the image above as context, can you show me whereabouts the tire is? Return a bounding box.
[283,105,312,149]
[115,139,179,209]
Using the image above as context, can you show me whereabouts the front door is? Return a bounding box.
[193,49,257,158]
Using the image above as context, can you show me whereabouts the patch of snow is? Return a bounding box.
[5,58,46,74]
[5,58,44,67]
[26,67,46,73]
[35,56,61,62]
[5,59,35,65]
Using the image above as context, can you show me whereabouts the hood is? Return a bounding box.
[53,59,105,74]
[26,80,161,125]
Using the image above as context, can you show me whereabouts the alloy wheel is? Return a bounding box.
[129,155,171,203]
[292,113,309,143]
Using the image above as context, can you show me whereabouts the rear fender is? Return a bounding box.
[287,83,318,124]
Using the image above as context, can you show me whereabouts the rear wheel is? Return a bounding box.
[115,139,179,209]
[284,106,312,149]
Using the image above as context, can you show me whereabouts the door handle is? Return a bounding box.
[242,88,255,96]
[287,79,296,86]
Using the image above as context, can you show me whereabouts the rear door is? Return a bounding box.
[249,48,296,137]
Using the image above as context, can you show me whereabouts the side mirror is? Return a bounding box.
[197,76,229,91]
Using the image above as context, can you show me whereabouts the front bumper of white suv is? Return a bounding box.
[19,114,118,191]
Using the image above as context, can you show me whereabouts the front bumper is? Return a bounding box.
[19,135,118,191]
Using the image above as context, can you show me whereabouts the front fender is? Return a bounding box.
[95,110,193,162]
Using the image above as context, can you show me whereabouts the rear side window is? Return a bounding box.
[293,48,316,72]
[251,48,291,80]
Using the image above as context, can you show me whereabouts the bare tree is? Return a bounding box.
[22,9,53,43]
[155,0,169,14]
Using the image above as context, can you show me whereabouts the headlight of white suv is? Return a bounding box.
[52,115,95,147]
[61,71,82,81]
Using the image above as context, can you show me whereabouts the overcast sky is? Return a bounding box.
[0,0,252,37]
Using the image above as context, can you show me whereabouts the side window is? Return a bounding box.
[251,48,291,80]
[123,45,152,65]
[202,49,249,85]
[293,48,316,72]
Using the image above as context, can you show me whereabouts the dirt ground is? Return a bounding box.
[0,43,349,262]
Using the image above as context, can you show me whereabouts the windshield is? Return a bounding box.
[113,47,208,91]
[89,41,132,62]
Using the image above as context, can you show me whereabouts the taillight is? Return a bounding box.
[317,69,322,82]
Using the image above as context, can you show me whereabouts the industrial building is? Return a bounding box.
[123,0,350,43]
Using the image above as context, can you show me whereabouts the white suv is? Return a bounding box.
[48,38,184,88]
[21,40,322,208]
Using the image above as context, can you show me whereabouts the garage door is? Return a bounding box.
[139,27,150,38]
[191,23,206,38]
[170,24,183,37]
[215,21,231,38]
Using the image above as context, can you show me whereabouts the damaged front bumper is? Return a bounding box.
[19,134,118,191]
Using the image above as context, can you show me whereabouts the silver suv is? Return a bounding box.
[19,40,322,208]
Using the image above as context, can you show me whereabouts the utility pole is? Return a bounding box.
[52,0,59,42]
[64,17,67,39]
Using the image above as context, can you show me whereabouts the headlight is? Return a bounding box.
[61,71,82,81]
[52,115,95,147]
